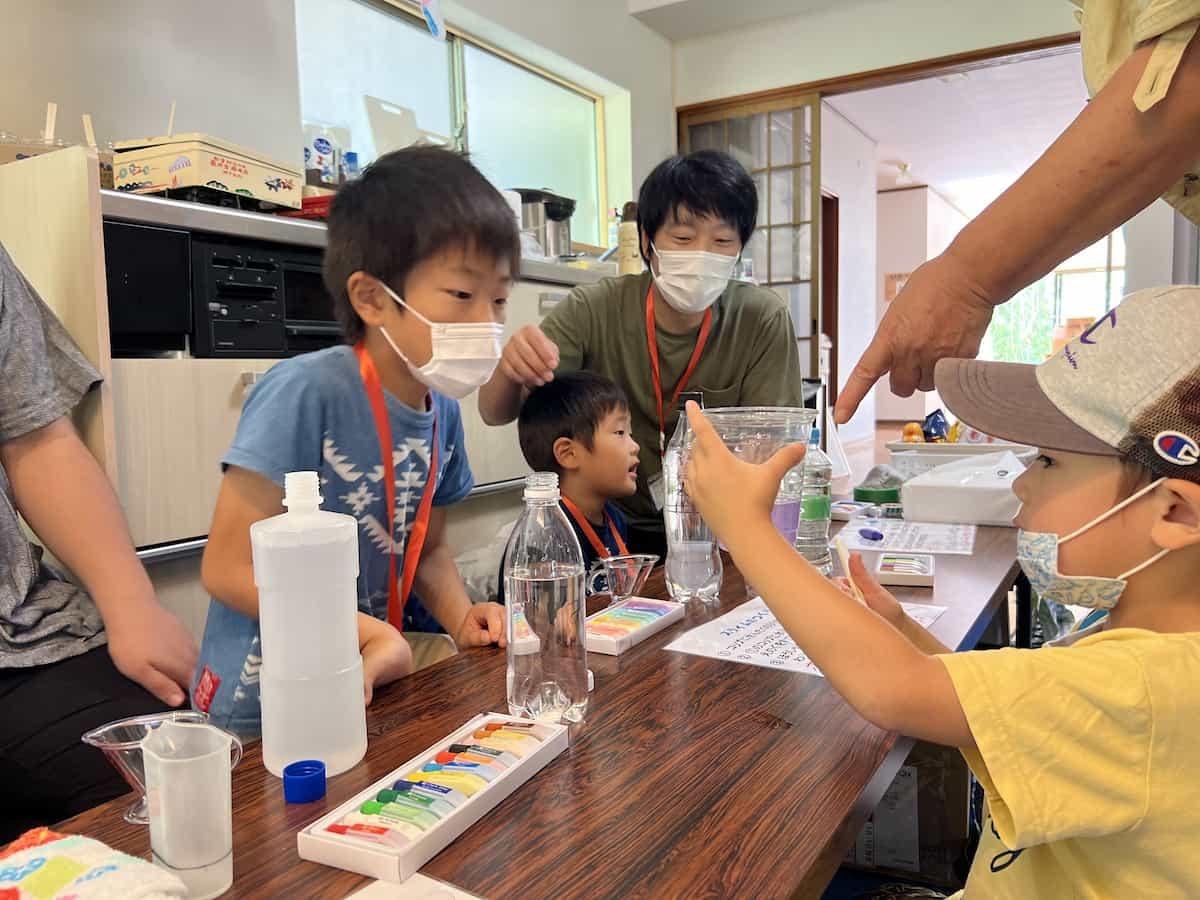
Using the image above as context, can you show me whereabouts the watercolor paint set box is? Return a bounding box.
[298,713,568,882]
[584,597,684,656]
[874,553,935,587]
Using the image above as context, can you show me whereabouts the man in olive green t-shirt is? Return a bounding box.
[479,150,803,555]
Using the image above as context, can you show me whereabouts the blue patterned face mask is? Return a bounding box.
[1017,478,1168,610]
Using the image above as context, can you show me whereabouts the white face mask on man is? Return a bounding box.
[650,243,737,314]
[375,280,503,400]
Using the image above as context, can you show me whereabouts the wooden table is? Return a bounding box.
[63,527,1018,899]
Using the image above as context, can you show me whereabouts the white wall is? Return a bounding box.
[2,2,673,211]
[926,188,968,259]
[1124,199,1177,293]
[674,0,1079,107]
[2,0,303,166]
[820,103,877,444]
[875,189,930,422]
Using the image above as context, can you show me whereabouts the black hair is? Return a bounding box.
[518,371,630,474]
[323,145,521,342]
[637,149,757,266]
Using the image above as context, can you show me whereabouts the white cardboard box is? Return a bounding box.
[584,597,685,656]
[298,713,567,882]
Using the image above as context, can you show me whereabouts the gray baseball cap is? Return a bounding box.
[935,286,1200,483]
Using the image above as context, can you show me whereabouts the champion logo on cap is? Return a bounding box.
[1063,310,1118,371]
[1154,431,1199,467]
[1079,309,1117,345]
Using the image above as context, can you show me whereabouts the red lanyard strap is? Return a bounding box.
[560,496,629,558]
[354,342,439,630]
[645,285,712,454]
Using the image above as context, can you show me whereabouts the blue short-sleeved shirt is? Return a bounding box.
[194,345,473,736]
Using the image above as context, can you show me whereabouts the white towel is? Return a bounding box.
[0,832,187,900]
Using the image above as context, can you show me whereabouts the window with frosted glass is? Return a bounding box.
[463,44,601,245]
[684,101,819,377]
[295,0,453,165]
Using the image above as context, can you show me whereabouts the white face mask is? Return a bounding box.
[376,281,503,400]
[1016,477,1169,610]
[651,243,736,314]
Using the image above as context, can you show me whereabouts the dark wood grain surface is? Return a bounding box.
[61,527,1018,899]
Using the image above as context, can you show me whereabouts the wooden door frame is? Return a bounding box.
[820,192,839,404]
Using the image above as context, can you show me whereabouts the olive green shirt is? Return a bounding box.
[541,271,804,532]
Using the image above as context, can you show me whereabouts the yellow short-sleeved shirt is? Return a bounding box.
[1073,0,1200,223]
[939,627,1200,897]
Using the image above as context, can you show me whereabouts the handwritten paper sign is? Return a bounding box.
[665,597,946,676]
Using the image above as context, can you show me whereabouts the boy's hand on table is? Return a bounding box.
[833,552,906,627]
[682,401,808,552]
[455,602,507,649]
[105,600,199,707]
[498,325,559,388]
[362,624,414,706]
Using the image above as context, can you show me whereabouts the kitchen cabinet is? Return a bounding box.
[111,358,278,547]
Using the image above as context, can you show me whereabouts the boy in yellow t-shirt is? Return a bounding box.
[684,286,1200,897]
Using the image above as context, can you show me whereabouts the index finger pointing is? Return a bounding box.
[835,335,893,424]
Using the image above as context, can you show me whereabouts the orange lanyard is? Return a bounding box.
[645,285,712,454]
[560,496,629,558]
[354,342,439,630]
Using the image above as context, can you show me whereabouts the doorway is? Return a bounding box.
[820,192,839,405]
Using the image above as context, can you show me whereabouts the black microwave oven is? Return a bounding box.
[103,221,340,358]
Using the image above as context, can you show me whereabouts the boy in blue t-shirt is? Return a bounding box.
[498,371,642,602]
[195,147,511,736]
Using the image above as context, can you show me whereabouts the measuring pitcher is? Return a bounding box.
[142,720,242,899]
[586,554,659,606]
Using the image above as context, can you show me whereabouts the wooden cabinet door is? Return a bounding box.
[111,358,277,547]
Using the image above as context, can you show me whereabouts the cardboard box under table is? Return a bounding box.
[842,741,971,889]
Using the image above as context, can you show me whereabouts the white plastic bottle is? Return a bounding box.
[252,471,367,777]
[503,472,589,724]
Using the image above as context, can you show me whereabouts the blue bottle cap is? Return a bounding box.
[283,759,326,803]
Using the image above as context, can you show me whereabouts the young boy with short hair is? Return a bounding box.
[684,287,1200,896]
[498,371,641,602]
[196,147,511,737]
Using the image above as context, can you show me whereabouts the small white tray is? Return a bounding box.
[584,597,685,656]
[874,553,935,587]
[298,713,568,882]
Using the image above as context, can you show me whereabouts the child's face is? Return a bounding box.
[573,408,640,500]
[1012,449,1157,578]
[380,244,511,367]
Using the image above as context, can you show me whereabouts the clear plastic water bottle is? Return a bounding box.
[663,393,723,603]
[503,472,589,724]
[252,472,366,777]
[796,429,833,575]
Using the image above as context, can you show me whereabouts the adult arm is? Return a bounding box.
[2,418,198,705]
[836,32,1200,421]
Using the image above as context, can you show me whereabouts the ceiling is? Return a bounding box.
[629,0,876,41]
[826,47,1089,216]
